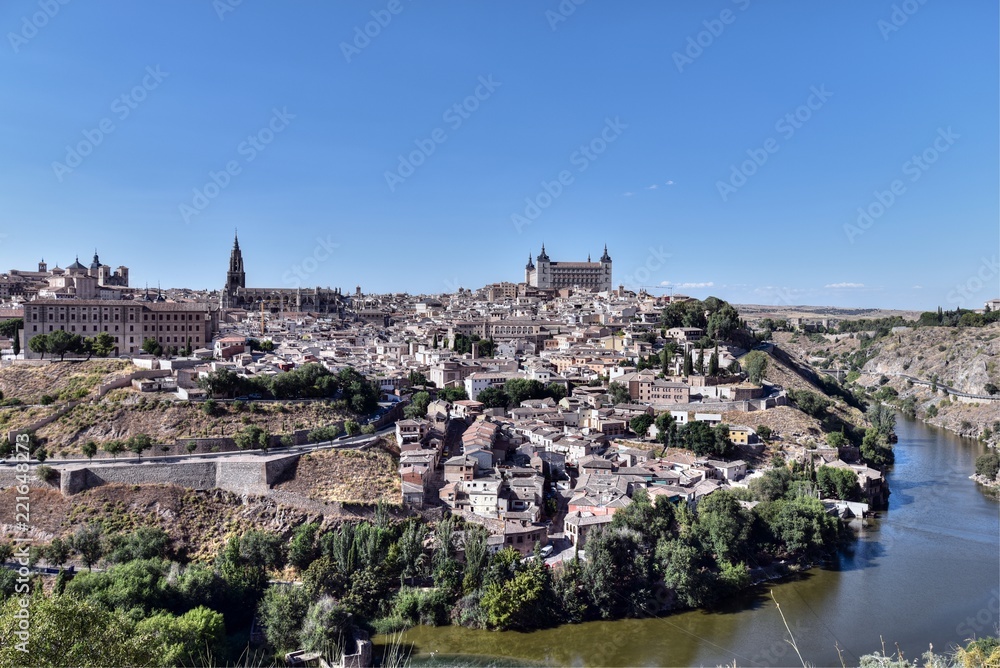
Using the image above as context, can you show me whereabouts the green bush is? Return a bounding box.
[975,451,1000,480]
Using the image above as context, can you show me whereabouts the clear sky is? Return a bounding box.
[1,0,996,309]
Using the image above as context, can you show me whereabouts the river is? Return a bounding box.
[377,416,999,667]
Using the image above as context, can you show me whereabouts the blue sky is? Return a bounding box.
[0,0,996,309]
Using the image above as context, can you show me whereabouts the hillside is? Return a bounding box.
[774,323,1000,442]
[754,345,868,435]
[0,483,317,562]
[856,324,1000,441]
[858,324,1000,396]
[0,443,402,562]
[0,359,132,403]
[35,396,350,457]
[273,446,401,505]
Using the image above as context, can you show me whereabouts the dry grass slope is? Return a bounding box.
[276,447,400,505]
[0,359,131,403]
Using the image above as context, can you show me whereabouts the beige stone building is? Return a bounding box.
[525,245,612,292]
[23,300,217,358]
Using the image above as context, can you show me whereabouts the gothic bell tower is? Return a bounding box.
[223,231,245,308]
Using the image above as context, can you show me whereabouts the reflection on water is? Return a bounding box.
[378,416,999,667]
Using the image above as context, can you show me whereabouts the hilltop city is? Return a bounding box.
[1,235,998,665]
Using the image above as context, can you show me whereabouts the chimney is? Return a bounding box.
[471,342,479,359]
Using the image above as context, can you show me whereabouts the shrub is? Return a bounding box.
[35,464,57,484]
[975,451,1000,480]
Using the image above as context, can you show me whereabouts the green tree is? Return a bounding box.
[141,337,163,356]
[105,526,171,563]
[92,331,116,357]
[504,378,545,406]
[404,391,431,419]
[975,451,1000,480]
[629,413,654,438]
[679,421,734,458]
[0,594,156,666]
[81,440,98,461]
[706,303,741,342]
[607,381,630,405]
[127,433,154,460]
[44,537,71,568]
[438,386,468,402]
[480,552,553,630]
[582,526,653,619]
[695,490,751,563]
[743,351,769,384]
[258,584,311,656]
[11,329,20,356]
[234,425,269,450]
[544,382,568,401]
[72,523,104,570]
[300,596,353,659]
[476,386,510,408]
[343,419,360,436]
[655,537,713,608]
[826,431,848,448]
[289,522,320,572]
[860,428,895,468]
[682,351,693,376]
[0,318,22,339]
[135,607,226,667]
[28,333,48,359]
[708,348,719,376]
[788,389,832,419]
[866,402,896,438]
[816,465,860,501]
[102,440,125,459]
[755,425,772,442]
[748,466,792,502]
[757,496,839,556]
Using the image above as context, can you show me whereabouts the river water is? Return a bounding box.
[378,416,999,667]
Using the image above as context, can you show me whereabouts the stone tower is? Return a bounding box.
[223,232,245,308]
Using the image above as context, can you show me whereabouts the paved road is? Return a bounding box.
[884,371,999,401]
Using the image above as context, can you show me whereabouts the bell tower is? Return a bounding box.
[223,231,245,308]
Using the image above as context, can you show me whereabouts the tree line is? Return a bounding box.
[1,477,850,666]
[198,363,379,415]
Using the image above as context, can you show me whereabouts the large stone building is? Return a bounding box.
[221,234,350,315]
[0,252,129,301]
[525,245,612,292]
[23,299,217,358]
